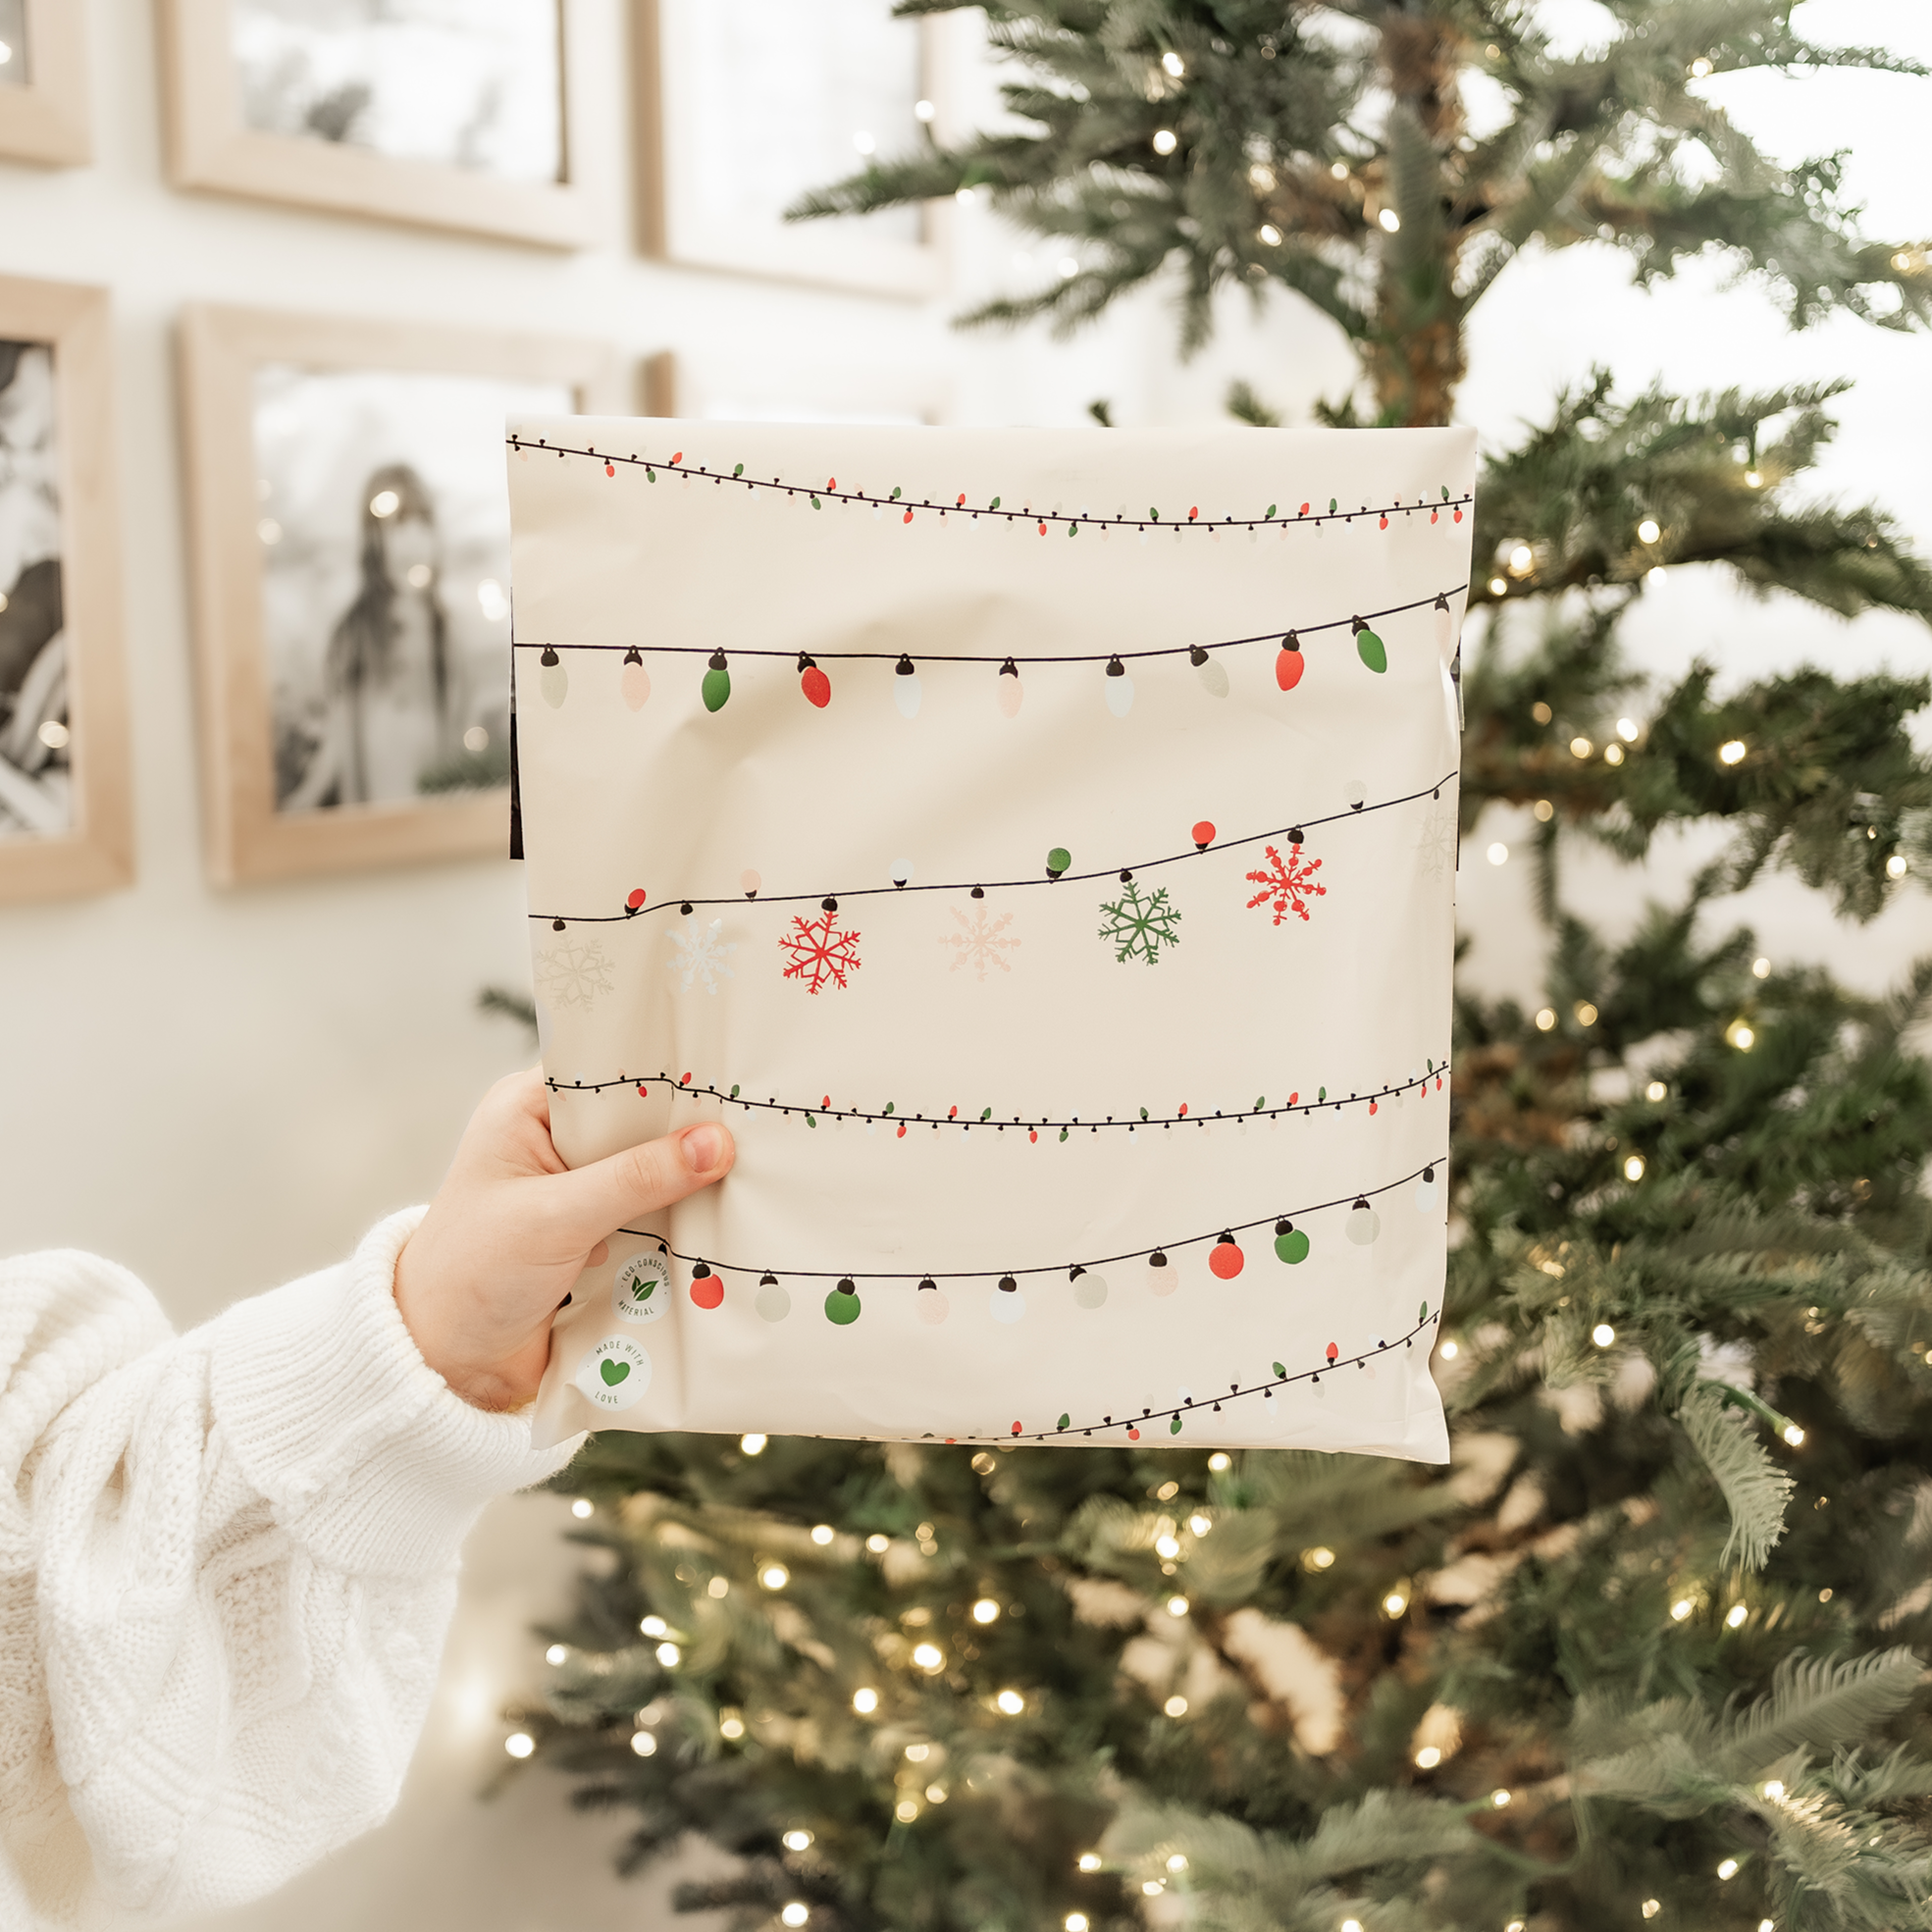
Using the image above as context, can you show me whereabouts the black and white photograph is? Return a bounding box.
[0,339,69,842]
[252,363,570,814]
[230,0,563,183]
[0,2,26,88]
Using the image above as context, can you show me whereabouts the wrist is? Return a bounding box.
[392,1226,551,1413]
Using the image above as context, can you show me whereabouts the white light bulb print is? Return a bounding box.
[894,655,921,718]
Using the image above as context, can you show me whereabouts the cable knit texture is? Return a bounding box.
[0,1210,583,1929]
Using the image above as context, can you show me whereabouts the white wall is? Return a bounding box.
[1,4,1927,1929]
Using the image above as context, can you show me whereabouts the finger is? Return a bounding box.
[538,1122,735,1252]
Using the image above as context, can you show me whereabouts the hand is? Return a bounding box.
[392,1067,735,1411]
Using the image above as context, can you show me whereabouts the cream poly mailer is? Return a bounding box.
[511,422,1473,1459]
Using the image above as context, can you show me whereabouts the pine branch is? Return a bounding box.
[1676,1381,1795,1570]
[785,1,1928,423]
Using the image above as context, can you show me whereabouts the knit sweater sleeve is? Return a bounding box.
[0,1209,585,1927]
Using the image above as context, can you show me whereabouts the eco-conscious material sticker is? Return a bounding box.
[613,1250,671,1325]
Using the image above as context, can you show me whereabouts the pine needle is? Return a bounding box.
[1678,1381,1795,1570]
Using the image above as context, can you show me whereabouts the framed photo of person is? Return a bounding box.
[0,0,91,167]
[637,0,952,297]
[0,276,131,907]
[178,305,620,885]
[158,0,599,248]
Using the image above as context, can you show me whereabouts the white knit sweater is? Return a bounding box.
[0,1208,582,1929]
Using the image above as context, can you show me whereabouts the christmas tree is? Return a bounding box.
[509,9,1932,1928]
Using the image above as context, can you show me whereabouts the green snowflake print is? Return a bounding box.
[1098,880,1181,965]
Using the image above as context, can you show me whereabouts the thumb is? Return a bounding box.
[539,1122,735,1252]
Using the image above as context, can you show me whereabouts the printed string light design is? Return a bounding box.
[613,1158,1441,1288]
[507,432,1473,535]
[525,589,1465,717]
[531,768,1458,928]
[600,1291,1442,1445]
[543,1058,1451,1132]
[605,1165,1447,1435]
[514,585,1466,669]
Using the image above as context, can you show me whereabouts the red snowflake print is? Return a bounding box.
[779,909,863,994]
[1245,842,1327,925]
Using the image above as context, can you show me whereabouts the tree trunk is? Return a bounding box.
[1362,302,1466,428]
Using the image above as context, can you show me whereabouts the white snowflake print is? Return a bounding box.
[1097,880,1181,965]
[938,903,1019,981]
[1415,798,1457,879]
[779,908,862,994]
[533,935,615,1012]
[1244,841,1327,925]
[666,916,737,995]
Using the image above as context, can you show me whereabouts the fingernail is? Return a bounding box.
[681,1125,725,1173]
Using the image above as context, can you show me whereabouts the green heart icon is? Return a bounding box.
[600,1358,631,1386]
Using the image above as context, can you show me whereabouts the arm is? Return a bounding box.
[3,1071,733,1923]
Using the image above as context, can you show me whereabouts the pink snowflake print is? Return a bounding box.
[779,908,862,993]
[1245,842,1326,925]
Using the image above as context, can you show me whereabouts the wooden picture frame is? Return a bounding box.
[179,305,621,885]
[0,0,91,167]
[0,277,131,906]
[636,0,952,297]
[641,347,954,429]
[158,0,600,249]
